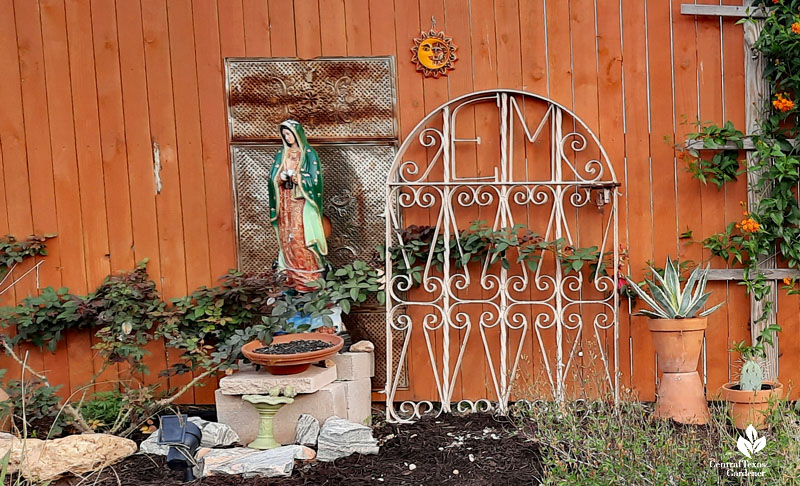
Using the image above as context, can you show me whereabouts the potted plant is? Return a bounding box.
[627,258,723,424]
[720,323,783,430]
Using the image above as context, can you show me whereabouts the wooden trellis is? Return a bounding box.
[681,1,796,380]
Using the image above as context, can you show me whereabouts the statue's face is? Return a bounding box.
[281,128,296,146]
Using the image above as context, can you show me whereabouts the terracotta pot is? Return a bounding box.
[647,318,707,372]
[241,333,344,375]
[720,381,783,430]
[654,371,710,424]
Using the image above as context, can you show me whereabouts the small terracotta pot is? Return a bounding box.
[720,381,783,430]
[647,318,707,372]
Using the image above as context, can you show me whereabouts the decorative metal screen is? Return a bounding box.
[232,143,395,271]
[226,57,397,142]
[384,90,621,422]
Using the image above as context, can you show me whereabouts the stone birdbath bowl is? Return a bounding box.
[241,333,344,375]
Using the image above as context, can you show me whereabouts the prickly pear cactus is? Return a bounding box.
[740,359,763,391]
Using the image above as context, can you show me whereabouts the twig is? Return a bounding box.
[117,366,219,437]
[1,339,93,433]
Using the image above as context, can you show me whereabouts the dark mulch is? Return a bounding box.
[78,414,544,486]
[254,340,333,355]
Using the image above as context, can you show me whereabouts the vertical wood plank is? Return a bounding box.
[64,0,112,290]
[195,0,237,281]
[471,0,500,401]
[720,0,750,394]
[695,2,728,395]
[441,0,482,402]
[320,0,347,57]
[570,0,605,399]
[116,0,169,393]
[242,0,271,57]
[595,0,630,395]
[167,0,212,291]
[267,0,296,57]
[141,0,188,300]
[393,0,434,402]
[141,0,192,402]
[294,0,322,59]
[62,0,112,393]
[90,0,135,274]
[14,0,65,390]
[645,0,680,397]
[621,0,655,400]
[368,0,395,55]
[344,0,371,55]
[39,0,87,294]
[218,0,246,58]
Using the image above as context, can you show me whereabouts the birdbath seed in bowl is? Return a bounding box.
[254,339,334,355]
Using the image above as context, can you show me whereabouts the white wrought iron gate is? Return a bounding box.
[383,90,621,421]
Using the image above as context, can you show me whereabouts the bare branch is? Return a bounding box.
[1,339,93,433]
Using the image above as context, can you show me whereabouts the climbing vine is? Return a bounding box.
[681,0,800,356]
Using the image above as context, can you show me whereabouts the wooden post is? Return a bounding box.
[743,0,778,380]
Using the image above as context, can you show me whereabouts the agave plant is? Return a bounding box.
[627,258,724,319]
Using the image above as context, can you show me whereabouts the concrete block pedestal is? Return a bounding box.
[215,352,375,446]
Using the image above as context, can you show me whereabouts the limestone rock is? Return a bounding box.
[295,414,320,446]
[350,340,375,353]
[0,389,12,432]
[317,417,379,462]
[331,352,374,381]
[0,434,43,473]
[198,445,315,478]
[12,434,136,481]
[139,417,239,455]
[218,367,337,395]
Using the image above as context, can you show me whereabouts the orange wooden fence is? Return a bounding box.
[0,0,796,404]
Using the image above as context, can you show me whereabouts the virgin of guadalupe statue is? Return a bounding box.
[268,120,328,292]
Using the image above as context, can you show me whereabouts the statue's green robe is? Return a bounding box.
[268,120,328,270]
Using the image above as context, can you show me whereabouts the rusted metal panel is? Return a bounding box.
[226,57,398,142]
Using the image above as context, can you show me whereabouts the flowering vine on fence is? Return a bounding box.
[683,0,800,358]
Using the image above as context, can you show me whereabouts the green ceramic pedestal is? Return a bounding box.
[242,394,295,450]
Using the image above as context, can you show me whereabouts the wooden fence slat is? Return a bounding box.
[294,0,322,59]
[368,0,394,56]
[91,0,135,275]
[621,0,656,401]
[0,0,31,380]
[695,0,729,397]
[168,0,212,292]
[169,0,216,403]
[64,0,112,291]
[14,0,71,394]
[242,0,271,57]
[218,0,246,58]
[142,0,192,403]
[438,0,482,403]
[720,0,752,397]
[267,0,295,57]
[595,0,630,395]
[344,0,371,56]
[319,0,347,57]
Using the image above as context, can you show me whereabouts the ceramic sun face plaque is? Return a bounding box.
[411,30,457,78]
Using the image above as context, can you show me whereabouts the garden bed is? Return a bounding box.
[66,414,543,486]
